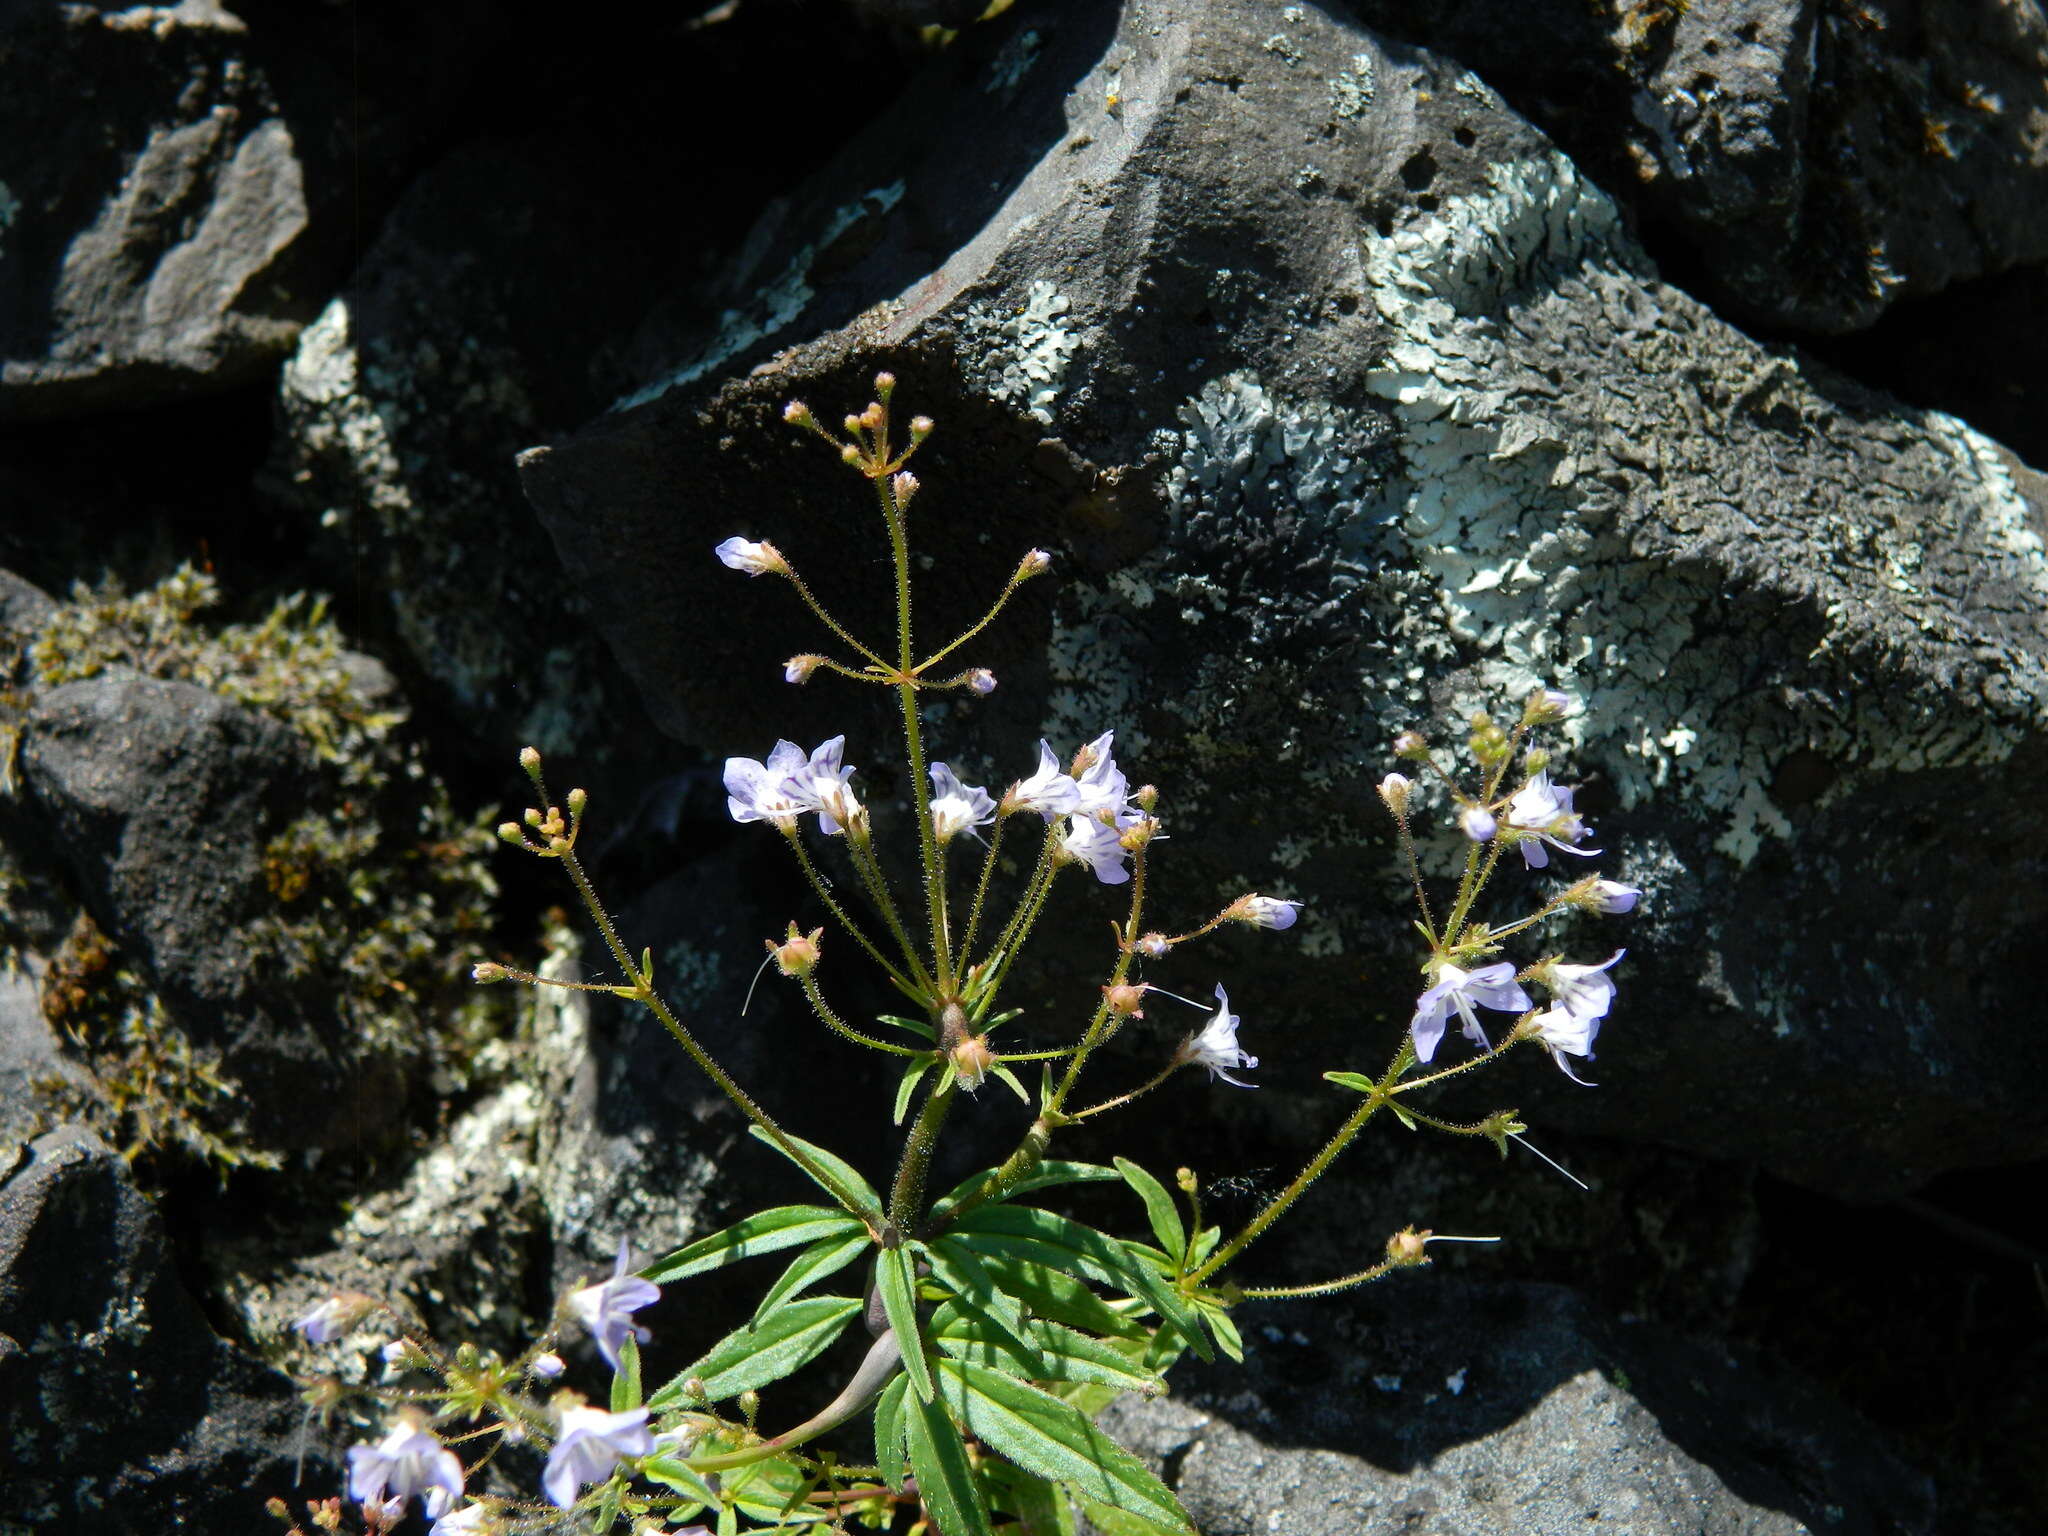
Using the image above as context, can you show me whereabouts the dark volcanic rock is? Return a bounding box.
[1098,1279,1936,1536]
[514,0,2048,1199]
[0,1125,330,1534]
[1340,0,2048,334]
[16,671,398,1148]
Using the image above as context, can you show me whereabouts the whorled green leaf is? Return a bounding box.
[983,1461,1079,1536]
[936,1358,1193,1535]
[1195,1296,1244,1363]
[875,1245,933,1404]
[642,1455,717,1518]
[611,1331,642,1413]
[873,1372,910,1491]
[746,1125,884,1220]
[650,1296,861,1407]
[1322,1070,1378,1094]
[753,1231,873,1321]
[894,1057,936,1125]
[931,1303,1158,1393]
[876,1012,938,1042]
[950,1206,1210,1361]
[1113,1158,1185,1270]
[644,1205,865,1285]
[904,1384,994,1536]
[963,1252,1148,1340]
[929,1161,1120,1222]
[989,1063,1032,1105]
[921,1237,1033,1343]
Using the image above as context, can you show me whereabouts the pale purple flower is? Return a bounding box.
[1006,740,1082,819]
[293,1293,371,1344]
[543,1406,656,1508]
[966,668,997,696]
[1136,932,1170,958]
[713,537,782,576]
[347,1418,464,1521]
[1071,731,1131,821]
[430,1503,494,1536]
[784,735,861,835]
[1461,806,1497,842]
[929,762,996,842]
[1529,1006,1600,1084]
[1410,961,1533,1062]
[1020,548,1052,576]
[1589,880,1641,914]
[530,1352,565,1379]
[1506,772,1599,868]
[1179,984,1258,1086]
[1540,950,1624,1029]
[1236,896,1301,930]
[1062,812,1132,885]
[568,1237,660,1374]
[724,740,810,830]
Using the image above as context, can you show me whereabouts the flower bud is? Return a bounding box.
[1136,932,1170,958]
[950,1034,995,1090]
[1392,731,1428,760]
[683,1377,708,1401]
[1387,1227,1431,1266]
[1017,548,1052,579]
[784,654,824,685]
[497,821,526,845]
[520,746,542,775]
[472,962,508,983]
[1377,773,1412,813]
[738,1388,762,1423]
[843,413,864,436]
[840,443,863,465]
[1526,688,1572,724]
[910,415,934,440]
[567,787,587,817]
[783,400,814,426]
[714,536,787,577]
[1461,806,1497,842]
[547,835,571,856]
[1586,879,1642,914]
[524,807,544,827]
[1229,895,1301,930]
[966,668,996,696]
[769,923,824,977]
[1102,982,1148,1017]
[860,403,885,431]
[874,371,897,396]
[532,1352,566,1378]
[1132,783,1159,812]
[1523,747,1551,775]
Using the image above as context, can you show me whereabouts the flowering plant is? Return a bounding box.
[279,377,1638,1536]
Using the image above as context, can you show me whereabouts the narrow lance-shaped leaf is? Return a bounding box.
[875,1245,933,1404]
[1113,1157,1185,1270]
[931,1304,1158,1394]
[611,1331,642,1413]
[649,1296,862,1407]
[753,1231,873,1322]
[904,1386,995,1536]
[747,1124,883,1221]
[644,1206,865,1285]
[936,1357,1193,1535]
[873,1373,910,1492]
[893,1057,935,1126]
[928,1161,1120,1222]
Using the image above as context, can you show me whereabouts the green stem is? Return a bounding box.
[1050,849,1149,1109]
[890,1067,958,1232]
[781,565,890,670]
[782,830,925,998]
[799,974,928,1057]
[915,573,1026,673]
[842,831,935,997]
[954,814,1006,976]
[1238,1260,1399,1300]
[1068,1060,1179,1121]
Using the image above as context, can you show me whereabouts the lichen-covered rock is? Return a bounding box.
[0,1125,330,1534]
[1094,1280,1936,1535]
[514,0,2048,1197]
[1339,0,2048,334]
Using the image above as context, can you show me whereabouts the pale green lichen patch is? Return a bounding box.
[962,280,1081,425]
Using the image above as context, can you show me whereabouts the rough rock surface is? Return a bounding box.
[0,969,93,1165]
[1340,0,2048,334]
[514,0,2048,1197]
[0,1125,329,1534]
[14,672,396,1148]
[1097,1280,1936,1536]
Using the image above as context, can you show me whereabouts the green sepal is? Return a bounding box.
[1482,1109,1528,1157]
[747,1125,884,1221]
[1113,1157,1186,1270]
[936,1357,1194,1535]
[904,1384,994,1536]
[893,1057,935,1126]
[950,1205,1211,1361]
[873,1372,911,1491]
[1322,1070,1378,1094]
[643,1205,866,1284]
[649,1296,861,1406]
[753,1231,873,1321]
[875,1246,933,1403]
[611,1331,642,1413]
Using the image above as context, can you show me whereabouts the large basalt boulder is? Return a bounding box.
[0,1125,329,1534]
[1096,1279,1937,1535]
[514,0,2048,1199]
[15,671,399,1148]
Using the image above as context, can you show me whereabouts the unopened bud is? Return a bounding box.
[547,835,571,856]
[910,415,934,440]
[738,1389,762,1422]
[531,1351,565,1379]
[784,654,824,685]
[840,443,863,465]
[520,746,542,776]
[1018,548,1052,579]
[1460,806,1497,843]
[843,413,864,436]
[1230,895,1301,931]
[1103,982,1148,1017]
[1523,748,1551,775]
[783,400,814,426]
[892,470,920,505]
[1377,772,1413,813]
[1136,932,1170,958]
[684,1377,708,1400]
[497,822,526,845]
[567,787,587,816]
[1176,1167,1197,1193]
[1585,879,1642,914]
[950,1034,995,1089]
[966,668,996,696]
[524,807,544,827]
[471,961,508,983]
[874,371,897,396]
[860,403,885,431]
[769,923,824,977]
[1388,1227,1431,1265]
[1392,731,1428,760]
[1526,688,1572,724]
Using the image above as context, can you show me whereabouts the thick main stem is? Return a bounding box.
[889,1068,958,1232]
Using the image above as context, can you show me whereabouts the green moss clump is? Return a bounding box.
[3,565,511,1176]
